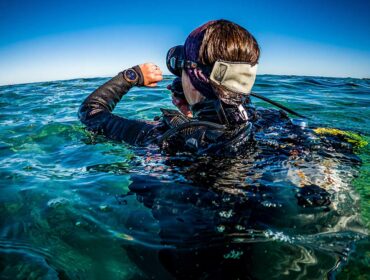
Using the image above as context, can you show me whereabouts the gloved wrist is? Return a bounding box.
[132,65,145,86]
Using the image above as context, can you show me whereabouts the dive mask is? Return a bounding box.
[166,45,198,77]
[166,45,258,95]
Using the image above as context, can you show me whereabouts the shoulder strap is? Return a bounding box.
[160,108,190,128]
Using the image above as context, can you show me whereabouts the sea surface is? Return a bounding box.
[0,75,369,279]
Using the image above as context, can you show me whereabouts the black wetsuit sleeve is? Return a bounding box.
[78,66,160,145]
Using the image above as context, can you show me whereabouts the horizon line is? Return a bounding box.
[1,72,369,87]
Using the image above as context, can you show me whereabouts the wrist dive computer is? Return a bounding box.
[123,68,139,85]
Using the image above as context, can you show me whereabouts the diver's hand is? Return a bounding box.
[167,84,193,117]
[139,63,163,87]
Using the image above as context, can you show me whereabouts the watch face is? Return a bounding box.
[125,69,138,82]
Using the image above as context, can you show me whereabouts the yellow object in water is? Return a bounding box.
[313,128,368,148]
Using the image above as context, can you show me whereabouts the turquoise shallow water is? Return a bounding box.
[0,75,369,279]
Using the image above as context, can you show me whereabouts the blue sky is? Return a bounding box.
[0,0,369,85]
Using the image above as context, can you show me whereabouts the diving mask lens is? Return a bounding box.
[170,57,177,71]
[166,45,185,77]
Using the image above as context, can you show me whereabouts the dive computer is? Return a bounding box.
[123,68,139,85]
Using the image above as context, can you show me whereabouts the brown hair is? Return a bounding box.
[199,20,260,67]
[200,20,260,105]
[184,19,260,105]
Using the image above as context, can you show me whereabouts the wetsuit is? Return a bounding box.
[78,66,161,145]
[80,66,356,161]
[79,68,363,279]
[78,66,283,155]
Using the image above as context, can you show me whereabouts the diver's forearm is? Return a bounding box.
[80,66,143,113]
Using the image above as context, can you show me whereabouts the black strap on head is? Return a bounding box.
[166,45,212,77]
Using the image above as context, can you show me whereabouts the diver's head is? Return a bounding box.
[167,19,260,106]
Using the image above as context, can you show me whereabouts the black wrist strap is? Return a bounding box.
[132,65,145,86]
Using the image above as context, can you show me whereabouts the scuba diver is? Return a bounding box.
[79,19,365,279]
[78,19,286,156]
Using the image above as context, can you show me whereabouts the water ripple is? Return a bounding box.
[0,75,369,279]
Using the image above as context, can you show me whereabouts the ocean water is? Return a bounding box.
[0,75,369,279]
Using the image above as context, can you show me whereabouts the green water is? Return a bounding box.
[0,75,369,279]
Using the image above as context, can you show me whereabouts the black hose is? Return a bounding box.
[250,92,309,119]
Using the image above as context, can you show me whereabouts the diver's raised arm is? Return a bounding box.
[78,63,163,145]
[79,63,162,117]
